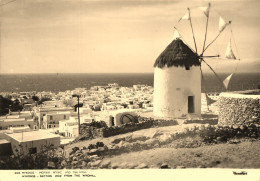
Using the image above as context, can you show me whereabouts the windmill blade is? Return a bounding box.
[201,32,221,56]
[187,8,198,53]
[201,59,226,90]
[202,20,232,56]
[202,3,211,53]
[200,65,204,80]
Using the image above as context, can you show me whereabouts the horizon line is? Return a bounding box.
[0,71,259,75]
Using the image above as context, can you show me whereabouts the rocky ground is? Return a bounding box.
[62,121,260,169]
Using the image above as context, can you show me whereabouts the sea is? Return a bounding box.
[0,73,259,93]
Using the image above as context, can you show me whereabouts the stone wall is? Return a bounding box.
[80,126,104,139]
[77,118,178,141]
[218,91,260,126]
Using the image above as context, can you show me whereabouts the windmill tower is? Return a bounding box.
[153,39,201,118]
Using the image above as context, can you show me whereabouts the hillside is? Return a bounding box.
[63,121,260,169]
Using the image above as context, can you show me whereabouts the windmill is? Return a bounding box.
[175,3,240,109]
[153,2,240,118]
[174,2,240,89]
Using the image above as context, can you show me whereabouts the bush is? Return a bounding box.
[0,145,66,169]
[82,121,107,128]
[183,118,218,125]
[198,124,260,143]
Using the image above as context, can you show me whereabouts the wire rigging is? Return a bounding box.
[0,0,18,7]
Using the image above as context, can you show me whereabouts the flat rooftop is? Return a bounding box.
[5,130,60,142]
[0,139,10,144]
[1,118,26,122]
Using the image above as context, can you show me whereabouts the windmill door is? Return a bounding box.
[188,96,194,113]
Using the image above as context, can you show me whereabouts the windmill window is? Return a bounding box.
[185,66,190,70]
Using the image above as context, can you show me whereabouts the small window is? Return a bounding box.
[185,66,190,70]
[64,115,66,119]
[50,116,53,120]
[29,147,37,154]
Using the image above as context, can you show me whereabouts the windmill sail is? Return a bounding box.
[225,40,236,59]
[223,73,233,90]
[173,29,181,40]
[179,10,190,21]
[206,94,217,106]
[199,5,210,17]
[219,16,229,32]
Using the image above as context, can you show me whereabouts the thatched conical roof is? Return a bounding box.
[154,38,200,68]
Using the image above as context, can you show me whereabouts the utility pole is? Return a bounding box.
[72,94,80,135]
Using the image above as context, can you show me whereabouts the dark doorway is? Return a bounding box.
[110,117,115,126]
[188,96,194,113]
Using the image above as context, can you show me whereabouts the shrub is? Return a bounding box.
[198,123,260,143]
[0,145,66,169]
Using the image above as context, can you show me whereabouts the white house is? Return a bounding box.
[42,111,71,129]
[153,38,201,118]
[33,107,74,129]
[0,118,35,130]
[59,120,78,137]
[4,130,60,155]
[108,109,138,127]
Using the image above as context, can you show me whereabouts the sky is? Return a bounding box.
[0,0,259,74]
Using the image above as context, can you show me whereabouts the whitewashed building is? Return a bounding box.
[4,130,60,155]
[108,109,138,127]
[59,120,78,137]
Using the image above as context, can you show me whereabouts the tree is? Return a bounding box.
[12,99,23,112]
[38,97,52,105]
[0,95,13,115]
[32,96,39,102]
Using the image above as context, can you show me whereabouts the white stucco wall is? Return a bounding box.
[153,66,201,118]
[5,132,60,155]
